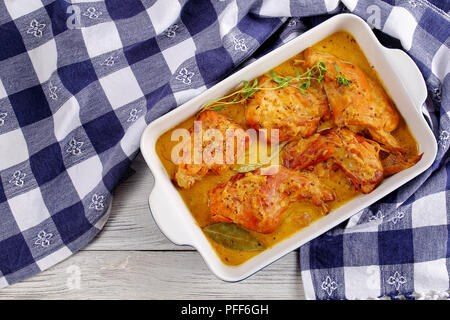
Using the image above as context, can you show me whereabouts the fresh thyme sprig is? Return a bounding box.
[269,61,327,94]
[332,62,351,87]
[201,78,260,111]
[201,61,335,112]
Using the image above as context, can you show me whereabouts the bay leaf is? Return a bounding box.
[203,223,266,251]
[232,141,287,173]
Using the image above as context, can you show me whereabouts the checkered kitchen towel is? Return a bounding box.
[0,0,448,298]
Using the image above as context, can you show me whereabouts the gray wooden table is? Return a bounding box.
[0,153,305,300]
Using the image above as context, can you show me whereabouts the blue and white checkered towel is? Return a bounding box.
[0,0,448,299]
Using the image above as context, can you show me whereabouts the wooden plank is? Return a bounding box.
[0,251,305,300]
[85,153,184,251]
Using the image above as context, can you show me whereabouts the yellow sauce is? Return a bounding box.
[155,31,419,266]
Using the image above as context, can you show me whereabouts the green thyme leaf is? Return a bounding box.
[333,62,340,73]
[333,62,351,87]
[211,107,226,111]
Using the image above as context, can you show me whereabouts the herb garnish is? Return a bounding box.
[201,60,348,112]
[333,62,351,87]
[201,78,260,111]
[269,61,326,94]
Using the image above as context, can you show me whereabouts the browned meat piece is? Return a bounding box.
[283,128,384,193]
[175,110,247,189]
[245,75,330,142]
[208,166,335,234]
[304,48,403,152]
[381,152,423,177]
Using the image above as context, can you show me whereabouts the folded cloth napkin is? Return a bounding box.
[0,0,447,299]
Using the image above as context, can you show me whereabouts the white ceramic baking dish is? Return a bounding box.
[140,13,437,282]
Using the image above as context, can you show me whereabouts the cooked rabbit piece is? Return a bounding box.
[208,166,335,233]
[175,110,248,189]
[283,128,384,193]
[245,74,330,142]
[304,48,402,151]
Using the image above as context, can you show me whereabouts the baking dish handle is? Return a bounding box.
[148,181,193,246]
[383,48,428,113]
